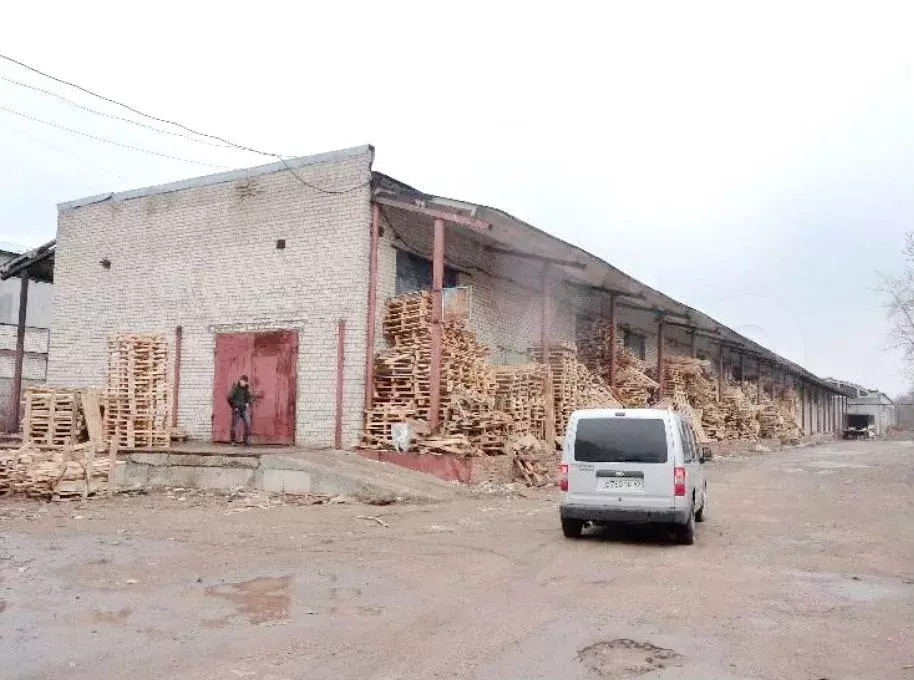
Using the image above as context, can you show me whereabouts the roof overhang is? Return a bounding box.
[0,239,55,283]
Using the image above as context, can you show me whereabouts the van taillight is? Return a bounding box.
[559,464,568,492]
[673,466,686,496]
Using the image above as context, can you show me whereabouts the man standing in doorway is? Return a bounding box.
[228,375,252,446]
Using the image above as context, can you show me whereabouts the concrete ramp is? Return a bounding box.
[117,446,463,503]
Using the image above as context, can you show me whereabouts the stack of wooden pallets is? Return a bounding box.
[364,292,509,455]
[757,401,784,440]
[576,363,622,409]
[106,333,170,449]
[661,355,725,441]
[576,319,617,385]
[0,443,116,500]
[22,387,82,446]
[529,343,581,438]
[613,346,657,408]
[776,386,803,441]
[494,364,548,439]
[721,381,760,440]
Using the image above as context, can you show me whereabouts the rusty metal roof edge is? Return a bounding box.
[372,171,843,393]
[0,239,56,281]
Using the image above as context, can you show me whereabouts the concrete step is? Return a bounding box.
[116,448,463,503]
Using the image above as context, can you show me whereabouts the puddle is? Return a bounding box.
[91,607,132,624]
[577,639,683,678]
[205,575,292,624]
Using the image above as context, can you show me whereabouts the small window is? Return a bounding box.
[395,250,458,295]
[574,417,668,463]
[623,329,646,360]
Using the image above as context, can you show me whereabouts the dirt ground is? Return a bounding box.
[2,440,913,680]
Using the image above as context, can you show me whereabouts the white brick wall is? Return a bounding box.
[375,213,576,362]
[48,148,374,448]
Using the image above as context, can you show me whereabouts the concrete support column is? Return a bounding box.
[9,270,29,433]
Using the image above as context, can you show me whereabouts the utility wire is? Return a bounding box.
[0,74,237,149]
[0,104,229,169]
[0,52,372,194]
[0,118,126,179]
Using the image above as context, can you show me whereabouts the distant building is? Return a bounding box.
[0,243,53,429]
[825,378,896,436]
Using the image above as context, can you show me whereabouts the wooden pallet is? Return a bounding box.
[23,388,83,446]
[105,333,170,449]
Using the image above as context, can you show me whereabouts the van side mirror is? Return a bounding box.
[700,446,712,463]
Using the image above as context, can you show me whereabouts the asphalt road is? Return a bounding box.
[2,440,913,680]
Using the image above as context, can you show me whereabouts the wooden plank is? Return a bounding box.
[107,431,118,497]
[82,389,104,448]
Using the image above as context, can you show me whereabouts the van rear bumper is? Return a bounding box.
[561,504,689,525]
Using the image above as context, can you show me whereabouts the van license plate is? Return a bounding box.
[599,478,643,492]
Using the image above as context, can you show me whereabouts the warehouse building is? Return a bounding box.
[826,379,896,437]
[47,145,846,448]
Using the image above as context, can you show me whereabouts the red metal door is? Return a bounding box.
[212,331,298,445]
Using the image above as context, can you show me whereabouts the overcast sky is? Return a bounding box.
[1,2,911,394]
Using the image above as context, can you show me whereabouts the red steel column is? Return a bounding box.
[757,360,762,401]
[363,203,381,413]
[9,270,29,433]
[428,218,445,432]
[540,263,551,359]
[334,319,346,449]
[657,317,665,399]
[800,383,806,433]
[607,293,617,386]
[717,343,724,399]
[173,325,183,428]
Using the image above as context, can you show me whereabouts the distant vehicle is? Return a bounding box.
[843,414,876,440]
[559,408,709,545]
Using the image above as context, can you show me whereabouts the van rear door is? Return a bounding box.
[567,412,673,511]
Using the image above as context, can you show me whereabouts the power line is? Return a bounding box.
[0,52,372,195]
[0,74,237,149]
[0,118,126,179]
[0,104,229,169]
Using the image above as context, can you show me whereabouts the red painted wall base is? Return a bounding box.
[357,450,512,485]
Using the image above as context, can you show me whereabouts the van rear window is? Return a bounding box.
[573,418,668,463]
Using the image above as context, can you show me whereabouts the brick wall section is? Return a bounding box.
[376,211,576,362]
[48,148,374,448]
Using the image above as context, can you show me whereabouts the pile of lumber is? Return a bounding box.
[494,364,548,439]
[614,346,657,408]
[364,292,509,456]
[106,334,170,449]
[529,343,579,437]
[0,443,117,500]
[576,363,622,409]
[776,386,803,441]
[720,382,760,440]
[506,433,555,487]
[757,401,785,440]
[442,387,512,455]
[662,355,725,441]
[577,318,657,407]
[576,318,617,384]
[530,343,625,438]
[22,387,83,446]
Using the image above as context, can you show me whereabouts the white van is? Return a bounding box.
[559,408,709,544]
